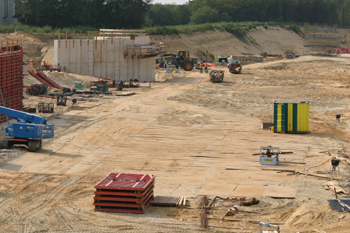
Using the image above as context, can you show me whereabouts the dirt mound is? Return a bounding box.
[151,26,304,59]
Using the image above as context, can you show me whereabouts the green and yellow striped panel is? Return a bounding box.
[274,102,309,133]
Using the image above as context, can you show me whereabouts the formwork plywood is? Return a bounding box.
[262,185,298,199]
[197,184,238,196]
[231,185,267,197]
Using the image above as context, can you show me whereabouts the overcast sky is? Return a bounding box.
[152,0,189,4]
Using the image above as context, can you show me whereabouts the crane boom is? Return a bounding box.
[0,106,47,124]
[0,106,54,152]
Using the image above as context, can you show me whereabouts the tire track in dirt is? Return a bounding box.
[54,209,75,231]
[17,176,81,233]
[0,174,47,228]
[63,200,194,232]
[15,175,47,206]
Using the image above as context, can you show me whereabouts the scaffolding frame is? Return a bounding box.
[0,40,24,124]
[57,29,165,58]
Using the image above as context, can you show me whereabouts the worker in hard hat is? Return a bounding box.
[43,61,49,70]
[29,60,34,67]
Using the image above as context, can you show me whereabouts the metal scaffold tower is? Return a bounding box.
[0,40,24,124]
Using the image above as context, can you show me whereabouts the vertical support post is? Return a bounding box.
[58,29,60,49]
[66,31,68,49]
[73,30,75,48]
[88,31,89,46]
[80,31,82,46]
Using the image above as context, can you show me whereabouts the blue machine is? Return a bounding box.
[0,106,54,152]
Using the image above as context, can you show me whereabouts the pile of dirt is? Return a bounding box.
[150,26,304,59]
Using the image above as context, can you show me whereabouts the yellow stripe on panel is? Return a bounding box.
[298,103,309,132]
[288,103,293,131]
[306,104,309,132]
[277,104,282,132]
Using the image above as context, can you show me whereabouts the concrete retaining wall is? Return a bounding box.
[54,36,155,82]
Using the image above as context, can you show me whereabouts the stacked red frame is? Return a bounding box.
[0,40,24,124]
[94,173,155,214]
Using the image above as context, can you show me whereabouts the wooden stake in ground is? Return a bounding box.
[200,196,208,228]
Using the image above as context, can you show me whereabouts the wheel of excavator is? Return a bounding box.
[0,139,9,149]
[28,139,42,152]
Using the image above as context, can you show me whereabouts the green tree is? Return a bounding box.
[149,4,179,26]
[190,6,220,24]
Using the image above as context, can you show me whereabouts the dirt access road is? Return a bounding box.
[1,56,350,232]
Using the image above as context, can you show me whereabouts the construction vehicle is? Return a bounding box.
[285,50,294,59]
[228,60,242,74]
[259,221,280,233]
[0,106,54,152]
[175,50,198,71]
[156,53,177,65]
[157,50,198,71]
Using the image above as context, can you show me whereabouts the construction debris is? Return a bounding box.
[38,102,54,113]
[26,84,48,96]
[209,70,224,83]
[328,199,350,212]
[240,197,260,206]
[324,181,347,194]
[151,196,187,207]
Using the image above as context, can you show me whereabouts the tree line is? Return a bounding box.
[13,0,350,29]
[150,0,350,27]
[14,0,151,29]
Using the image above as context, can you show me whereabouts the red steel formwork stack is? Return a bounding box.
[0,40,24,124]
[94,173,155,214]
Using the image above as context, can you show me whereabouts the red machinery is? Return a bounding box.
[98,76,110,85]
[336,47,350,54]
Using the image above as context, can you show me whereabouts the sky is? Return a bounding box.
[152,0,189,4]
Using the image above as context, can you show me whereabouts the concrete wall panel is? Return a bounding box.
[54,35,155,81]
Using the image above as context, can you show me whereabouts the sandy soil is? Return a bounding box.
[151,26,304,57]
[0,32,350,232]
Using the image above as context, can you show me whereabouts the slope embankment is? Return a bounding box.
[150,26,304,58]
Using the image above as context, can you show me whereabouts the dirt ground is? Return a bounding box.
[1,32,350,232]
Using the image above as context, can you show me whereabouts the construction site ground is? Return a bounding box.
[1,31,350,232]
